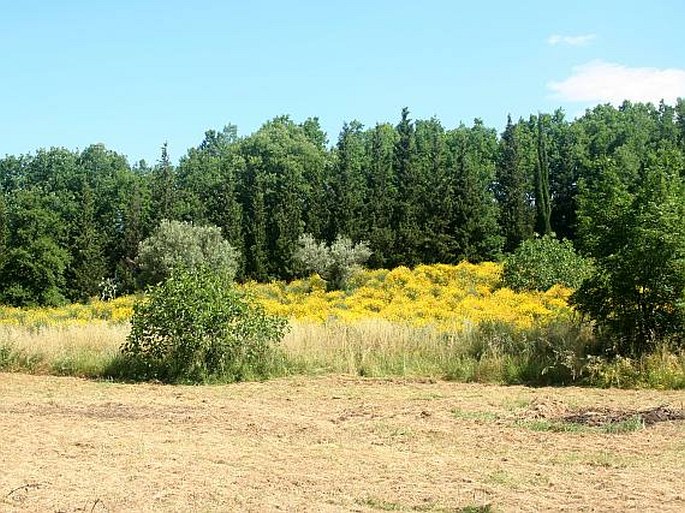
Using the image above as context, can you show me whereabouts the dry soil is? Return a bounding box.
[1,373,684,512]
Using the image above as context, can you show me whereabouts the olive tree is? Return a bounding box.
[137,219,240,287]
[295,233,371,290]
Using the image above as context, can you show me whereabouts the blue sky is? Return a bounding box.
[2,0,684,164]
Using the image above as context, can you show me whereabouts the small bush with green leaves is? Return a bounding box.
[122,267,288,383]
[295,233,372,290]
[503,235,593,292]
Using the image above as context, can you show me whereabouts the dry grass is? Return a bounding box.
[0,324,126,375]
[2,320,684,388]
[0,324,125,357]
[1,373,684,513]
[1,320,461,379]
[281,319,465,377]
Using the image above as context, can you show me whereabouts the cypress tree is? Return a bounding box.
[364,123,397,268]
[534,115,552,236]
[150,142,177,226]
[392,107,421,266]
[329,121,367,242]
[495,115,534,252]
[414,117,450,263]
[0,193,7,258]
[448,121,503,262]
[67,181,108,301]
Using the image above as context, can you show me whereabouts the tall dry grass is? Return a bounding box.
[2,318,684,387]
[281,319,469,377]
[0,319,511,382]
[0,323,127,376]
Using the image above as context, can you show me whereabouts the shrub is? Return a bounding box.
[573,157,685,355]
[121,267,288,382]
[502,235,592,292]
[137,219,240,287]
[295,233,371,290]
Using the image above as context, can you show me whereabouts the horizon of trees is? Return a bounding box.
[1,100,684,310]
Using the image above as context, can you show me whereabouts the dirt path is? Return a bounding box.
[1,373,683,512]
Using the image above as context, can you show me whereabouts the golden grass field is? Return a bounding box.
[1,373,684,513]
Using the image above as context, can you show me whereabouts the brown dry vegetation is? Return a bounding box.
[1,373,684,513]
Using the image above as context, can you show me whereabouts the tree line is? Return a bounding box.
[1,101,684,313]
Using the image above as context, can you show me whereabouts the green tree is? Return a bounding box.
[25,147,81,194]
[503,235,592,292]
[137,219,240,287]
[300,116,329,150]
[328,121,368,241]
[176,126,244,261]
[66,181,108,301]
[295,233,372,290]
[446,121,503,262]
[115,166,152,293]
[413,117,449,262]
[0,155,26,193]
[364,123,397,268]
[299,118,331,241]
[392,107,422,266]
[77,144,136,289]
[676,98,685,150]
[122,266,287,382]
[495,116,535,252]
[0,189,70,306]
[241,160,270,281]
[0,193,7,259]
[533,115,552,236]
[573,150,685,355]
[238,116,326,280]
[150,142,177,226]
[547,110,582,240]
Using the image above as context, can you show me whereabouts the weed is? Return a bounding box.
[487,470,512,485]
[599,416,645,434]
[357,497,493,513]
[358,497,403,511]
[0,262,684,389]
[517,419,587,433]
[501,397,531,411]
[459,506,493,513]
[452,409,499,422]
[0,342,42,372]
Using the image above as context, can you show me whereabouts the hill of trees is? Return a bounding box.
[1,100,684,314]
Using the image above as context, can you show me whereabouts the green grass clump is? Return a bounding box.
[356,496,493,513]
[599,416,645,434]
[518,419,587,433]
[452,408,499,422]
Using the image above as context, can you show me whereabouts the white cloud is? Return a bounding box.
[548,60,685,105]
[547,34,596,47]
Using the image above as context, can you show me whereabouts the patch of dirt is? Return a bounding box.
[518,397,685,428]
[563,405,685,427]
[5,401,202,421]
[517,397,568,421]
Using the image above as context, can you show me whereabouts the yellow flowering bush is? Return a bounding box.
[0,263,574,333]
[0,296,135,328]
[244,262,574,331]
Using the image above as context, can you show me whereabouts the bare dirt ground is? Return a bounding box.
[1,373,684,513]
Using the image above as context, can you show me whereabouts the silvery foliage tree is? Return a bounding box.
[295,233,371,290]
[137,219,240,287]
